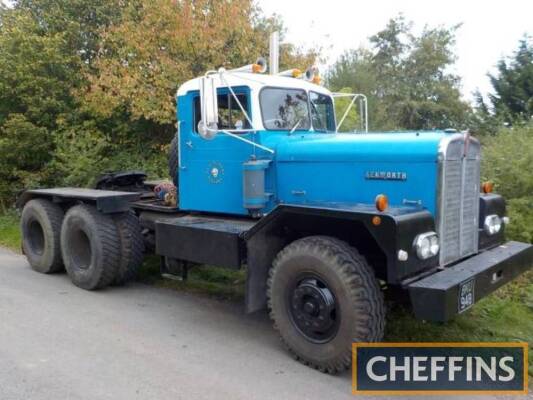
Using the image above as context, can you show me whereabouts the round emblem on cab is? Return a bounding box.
[206,161,224,184]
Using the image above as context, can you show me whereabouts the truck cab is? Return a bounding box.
[176,70,445,219]
[176,71,340,215]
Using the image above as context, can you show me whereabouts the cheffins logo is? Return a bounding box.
[352,343,528,395]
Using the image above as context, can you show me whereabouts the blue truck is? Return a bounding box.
[17,38,533,374]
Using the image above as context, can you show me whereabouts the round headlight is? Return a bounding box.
[413,232,440,260]
[484,215,502,235]
[429,234,439,256]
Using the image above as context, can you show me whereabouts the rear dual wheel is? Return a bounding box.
[60,204,121,290]
[112,211,144,285]
[60,205,144,289]
[21,199,143,289]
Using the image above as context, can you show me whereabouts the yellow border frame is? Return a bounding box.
[352,342,529,395]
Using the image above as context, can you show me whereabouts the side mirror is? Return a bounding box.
[198,75,218,140]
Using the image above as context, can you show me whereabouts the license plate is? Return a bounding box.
[458,279,475,313]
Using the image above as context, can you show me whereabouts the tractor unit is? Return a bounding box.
[18,34,533,374]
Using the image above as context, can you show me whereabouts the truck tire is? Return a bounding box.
[20,199,64,273]
[112,211,144,285]
[60,204,120,290]
[168,133,179,187]
[267,235,385,374]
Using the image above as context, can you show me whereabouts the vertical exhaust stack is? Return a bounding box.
[269,31,279,75]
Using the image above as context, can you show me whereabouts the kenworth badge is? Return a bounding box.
[365,171,408,181]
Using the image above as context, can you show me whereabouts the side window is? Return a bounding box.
[193,92,250,132]
[310,91,336,132]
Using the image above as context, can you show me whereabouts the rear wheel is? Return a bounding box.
[112,211,144,285]
[21,199,64,273]
[61,204,120,290]
[267,236,385,374]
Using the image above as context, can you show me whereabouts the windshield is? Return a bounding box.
[310,91,336,132]
[260,88,310,131]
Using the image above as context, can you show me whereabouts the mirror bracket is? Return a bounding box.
[198,73,219,140]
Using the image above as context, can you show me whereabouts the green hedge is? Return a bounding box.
[481,124,533,243]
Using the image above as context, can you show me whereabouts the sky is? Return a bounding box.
[259,0,532,103]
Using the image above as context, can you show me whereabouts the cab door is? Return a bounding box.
[177,86,256,215]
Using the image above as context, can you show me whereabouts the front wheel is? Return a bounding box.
[267,236,385,374]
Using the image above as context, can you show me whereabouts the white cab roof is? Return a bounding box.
[176,72,332,97]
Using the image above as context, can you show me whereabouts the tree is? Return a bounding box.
[84,0,317,127]
[16,0,123,67]
[0,0,316,204]
[327,49,385,130]
[0,9,77,129]
[488,36,533,123]
[327,16,471,131]
[0,1,124,203]
[0,114,51,207]
[0,8,77,201]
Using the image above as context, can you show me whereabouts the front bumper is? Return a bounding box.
[407,241,533,322]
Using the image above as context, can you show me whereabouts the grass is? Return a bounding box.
[0,210,20,250]
[2,212,532,377]
[138,255,246,301]
[385,271,533,378]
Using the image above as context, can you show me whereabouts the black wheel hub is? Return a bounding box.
[288,275,339,343]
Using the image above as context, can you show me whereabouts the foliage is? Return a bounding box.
[0,0,315,205]
[481,124,533,199]
[505,198,533,244]
[386,271,533,377]
[0,6,77,177]
[50,121,168,188]
[327,16,471,131]
[16,0,123,67]
[481,124,533,243]
[0,114,52,206]
[0,1,123,203]
[84,1,316,126]
[473,36,533,133]
[0,9,78,128]
[0,209,20,249]
[489,36,533,123]
[333,87,362,132]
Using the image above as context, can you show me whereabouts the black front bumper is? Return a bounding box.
[407,241,533,322]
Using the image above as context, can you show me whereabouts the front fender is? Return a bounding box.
[244,204,438,312]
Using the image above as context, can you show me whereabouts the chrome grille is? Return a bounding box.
[438,134,480,266]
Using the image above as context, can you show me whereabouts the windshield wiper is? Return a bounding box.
[289,118,302,134]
